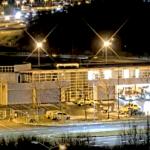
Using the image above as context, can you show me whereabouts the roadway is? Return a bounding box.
[0,120,147,146]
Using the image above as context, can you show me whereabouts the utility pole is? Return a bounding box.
[32,85,39,122]
[106,84,110,119]
[57,80,63,112]
[99,79,111,120]
[59,86,62,111]
[84,94,87,120]
[117,67,120,119]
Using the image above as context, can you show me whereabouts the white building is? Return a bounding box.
[0,62,150,106]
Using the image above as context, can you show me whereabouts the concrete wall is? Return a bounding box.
[0,73,18,83]
[8,90,32,104]
[36,89,60,103]
[14,63,31,72]
[0,83,7,105]
[98,85,116,100]
[7,81,61,105]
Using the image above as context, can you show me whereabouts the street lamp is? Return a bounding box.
[85,21,125,63]
[91,36,120,64]
[117,67,120,119]
[103,40,112,63]
[36,42,43,49]
[16,0,20,8]
[103,40,111,48]
[24,25,57,66]
[26,40,48,67]
[36,42,43,66]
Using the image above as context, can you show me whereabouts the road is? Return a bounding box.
[0,120,147,146]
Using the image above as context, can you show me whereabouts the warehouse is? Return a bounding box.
[0,62,150,111]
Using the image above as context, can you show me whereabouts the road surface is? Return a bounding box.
[0,120,147,146]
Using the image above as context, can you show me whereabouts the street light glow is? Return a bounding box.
[123,69,129,78]
[25,25,57,66]
[103,40,111,48]
[4,15,10,21]
[85,20,127,63]
[36,42,43,49]
[103,70,112,79]
[143,101,150,115]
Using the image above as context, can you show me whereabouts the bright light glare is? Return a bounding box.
[135,69,140,78]
[2,1,8,5]
[4,16,10,21]
[103,70,112,79]
[22,0,27,4]
[52,54,57,57]
[78,2,81,5]
[143,101,150,115]
[56,5,63,12]
[16,0,20,5]
[59,144,67,150]
[88,71,99,80]
[36,42,43,48]
[103,40,111,48]
[15,11,22,19]
[123,69,129,78]
[93,56,98,59]
[85,0,90,4]
[30,0,34,3]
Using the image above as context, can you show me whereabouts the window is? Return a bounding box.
[88,71,100,80]
[103,70,112,79]
[123,69,129,78]
[135,69,140,78]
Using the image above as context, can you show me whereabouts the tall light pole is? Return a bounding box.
[84,21,124,63]
[117,67,120,119]
[36,42,43,67]
[24,25,57,65]
[91,37,120,64]
[104,82,110,119]
[32,84,40,122]
[103,40,111,64]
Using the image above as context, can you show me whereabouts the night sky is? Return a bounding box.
[17,0,150,56]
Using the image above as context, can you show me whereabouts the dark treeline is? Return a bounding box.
[16,0,150,56]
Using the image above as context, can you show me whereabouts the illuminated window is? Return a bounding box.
[123,69,129,78]
[103,70,112,79]
[135,69,139,78]
[88,71,99,80]
[144,101,150,115]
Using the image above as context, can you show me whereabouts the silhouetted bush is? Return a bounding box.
[120,116,150,150]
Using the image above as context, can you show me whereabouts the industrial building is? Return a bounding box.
[0,61,150,111]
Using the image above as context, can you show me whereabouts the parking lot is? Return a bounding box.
[1,100,145,125]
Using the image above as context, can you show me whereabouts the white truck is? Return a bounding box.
[45,110,70,120]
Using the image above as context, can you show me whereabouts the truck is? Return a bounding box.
[45,110,70,120]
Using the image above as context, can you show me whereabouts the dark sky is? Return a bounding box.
[17,0,150,56]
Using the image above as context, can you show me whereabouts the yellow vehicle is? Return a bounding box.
[119,103,140,114]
